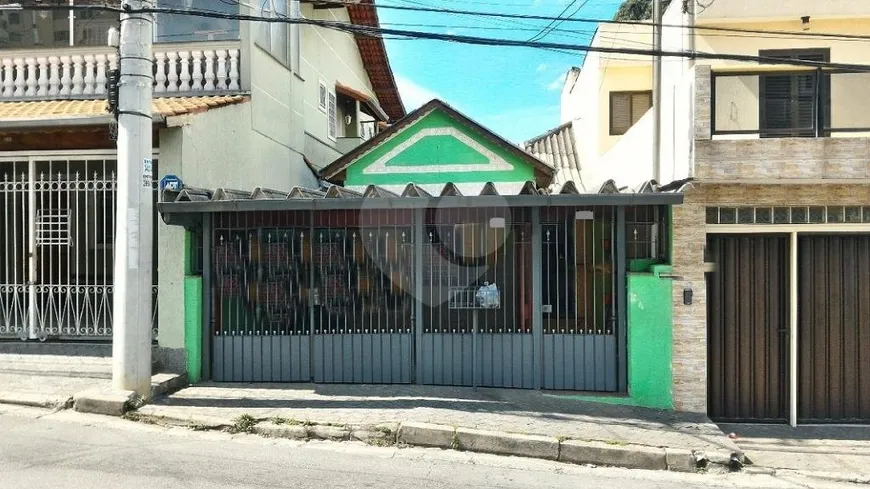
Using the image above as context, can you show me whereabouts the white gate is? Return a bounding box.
[0,152,157,341]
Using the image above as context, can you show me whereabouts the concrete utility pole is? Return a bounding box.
[113,0,154,398]
[652,0,663,183]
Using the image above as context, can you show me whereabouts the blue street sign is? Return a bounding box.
[160,174,183,192]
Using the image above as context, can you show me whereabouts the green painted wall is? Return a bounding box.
[344,108,535,186]
[546,268,673,410]
[184,276,203,383]
[182,231,203,383]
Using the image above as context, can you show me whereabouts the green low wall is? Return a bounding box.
[548,269,674,410]
[184,276,203,384]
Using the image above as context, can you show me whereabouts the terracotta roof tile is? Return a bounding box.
[0,95,249,122]
[346,1,405,121]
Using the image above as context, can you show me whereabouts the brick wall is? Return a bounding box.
[671,183,870,413]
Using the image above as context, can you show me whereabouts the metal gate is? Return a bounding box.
[0,153,158,342]
[707,235,790,422]
[210,210,414,383]
[798,235,870,422]
[207,205,629,389]
[419,207,534,388]
[541,207,618,391]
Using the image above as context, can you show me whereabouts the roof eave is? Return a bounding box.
[158,192,684,216]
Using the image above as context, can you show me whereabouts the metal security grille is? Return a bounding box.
[420,207,534,388]
[0,154,159,341]
[310,209,414,383]
[210,210,415,383]
[541,206,618,391]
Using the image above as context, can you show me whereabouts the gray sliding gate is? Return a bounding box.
[419,207,535,388]
[210,210,414,383]
[207,205,626,391]
[541,207,619,391]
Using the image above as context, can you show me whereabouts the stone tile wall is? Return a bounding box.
[670,183,870,413]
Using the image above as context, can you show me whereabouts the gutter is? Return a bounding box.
[0,114,165,130]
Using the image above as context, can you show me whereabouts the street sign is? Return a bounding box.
[159,174,183,192]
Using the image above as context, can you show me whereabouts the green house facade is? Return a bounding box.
[321,100,554,195]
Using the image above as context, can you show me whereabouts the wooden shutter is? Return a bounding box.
[327,91,337,140]
[610,93,631,135]
[759,49,830,137]
[631,92,652,124]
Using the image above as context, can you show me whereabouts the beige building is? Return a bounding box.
[551,1,870,424]
[0,1,403,372]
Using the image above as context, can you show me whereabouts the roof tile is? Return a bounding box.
[0,95,249,122]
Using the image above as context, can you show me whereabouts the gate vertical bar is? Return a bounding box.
[27,157,36,340]
[616,206,627,392]
[201,214,212,381]
[308,211,315,381]
[789,231,798,427]
[414,207,424,384]
[531,207,542,389]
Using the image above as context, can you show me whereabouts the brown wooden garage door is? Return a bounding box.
[799,235,870,423]
[707,235,790,422]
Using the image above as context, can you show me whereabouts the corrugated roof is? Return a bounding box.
[158,180,685,221]
[523,121,584,192]
[0,95,249,122]
[165,179,685,203]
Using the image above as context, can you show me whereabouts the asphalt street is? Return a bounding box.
[0,406,852,489]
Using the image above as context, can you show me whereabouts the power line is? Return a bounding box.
[12,4,870,71]
[297,0,870,42]
[527,0,580,43]
[530,0,592,43]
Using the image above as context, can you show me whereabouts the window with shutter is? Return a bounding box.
[610,91,652,135]
[318,82,328,112]
[327,91,337,141]
[759,49,830,137]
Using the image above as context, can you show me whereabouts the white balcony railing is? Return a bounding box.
[0,42,241,100]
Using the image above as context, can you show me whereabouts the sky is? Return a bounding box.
[378,0,624,143]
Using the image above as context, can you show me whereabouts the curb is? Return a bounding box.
[766,468,870,485]
[128,412,733,474]
[74,390,136,416]
[0,391,72,410]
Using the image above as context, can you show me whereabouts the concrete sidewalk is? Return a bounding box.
[134,383,742,473]
[719,424,870,483]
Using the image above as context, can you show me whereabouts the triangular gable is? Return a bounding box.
[321,100,554,189]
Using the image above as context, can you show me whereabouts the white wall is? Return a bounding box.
[698,0,870,22]
[300,4,379,166]
[659,2,693,183]
[156,104,319,350]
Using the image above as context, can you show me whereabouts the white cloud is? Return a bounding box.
[545,72,566,91]
[395,75,443,111]
[446,29,458,36]
[536,63,548,73]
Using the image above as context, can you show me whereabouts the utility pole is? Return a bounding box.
[652,0,662,183]
[113,0,154,398]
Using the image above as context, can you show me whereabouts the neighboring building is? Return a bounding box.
[552,0,870,424]
[158,99,682,408]
[0,0,403,373]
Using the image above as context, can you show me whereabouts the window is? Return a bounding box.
[0,1,121,49]
[257,0,290,66]
[758,49,830,138]
[609,91,652,136]
[327,91,337,141]
[318,82,328,112]
[155,0,239,42]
